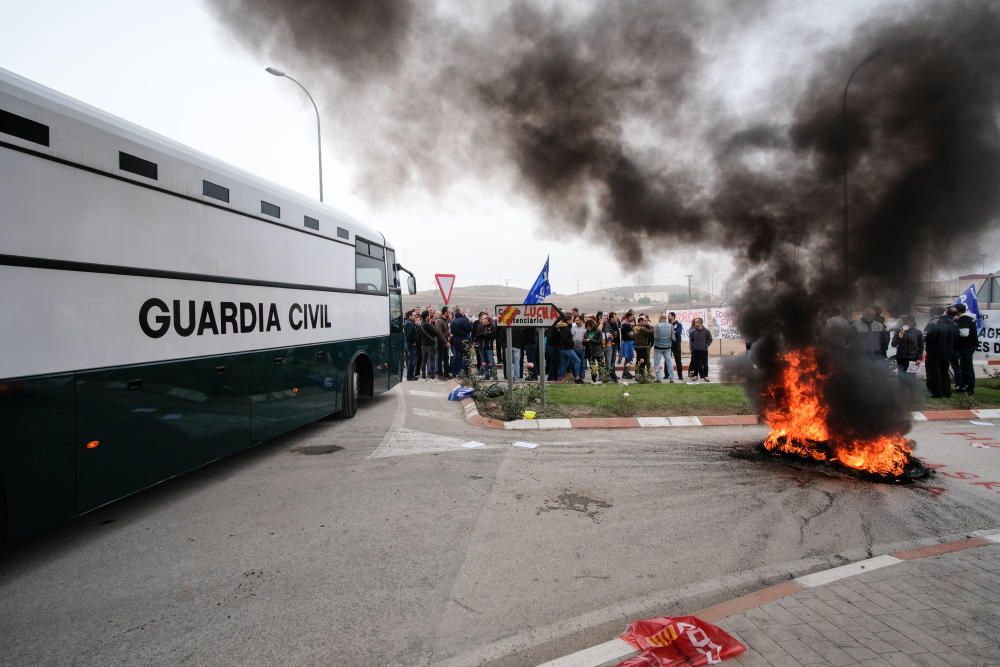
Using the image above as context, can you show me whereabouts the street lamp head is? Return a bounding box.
[265,67,286,77]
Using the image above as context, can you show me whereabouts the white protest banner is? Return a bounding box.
[710,307,741,340]
[978,310,1000,359]
[670,309,708,338]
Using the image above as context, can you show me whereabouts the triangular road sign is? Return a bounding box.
[435,273,456,305]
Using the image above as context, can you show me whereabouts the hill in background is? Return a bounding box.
[403,284,714,316]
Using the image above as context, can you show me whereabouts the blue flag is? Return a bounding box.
[524,256,551,304]
[954,283,982,328]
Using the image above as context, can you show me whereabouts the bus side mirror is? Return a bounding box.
[407,275,417,295]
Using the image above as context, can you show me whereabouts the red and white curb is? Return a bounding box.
[539,530,1000,667]
[456,390,1000,431]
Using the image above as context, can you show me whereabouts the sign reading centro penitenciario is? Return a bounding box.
[494,303,562,327]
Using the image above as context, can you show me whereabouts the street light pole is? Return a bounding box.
[842,48,884,303]
[266,67,324,202]
[685,274,694,307]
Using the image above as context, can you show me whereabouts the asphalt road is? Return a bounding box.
[1,382,998,666]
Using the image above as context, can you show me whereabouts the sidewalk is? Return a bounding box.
[556,533,1000,667]
[717,539,1000,666]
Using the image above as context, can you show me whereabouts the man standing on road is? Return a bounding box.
[620,312,636,379]
[891,314,923,401]
[605,312,621,381]
[653,314,676,383]
[822,306,852,351]
[954,303,979,395]
[403,309,420,381]
[633,315,653,376]
[557,315,583,383]
[668,312,684,378]
[474,312,498,378]
[601,313,619,383]
[418,310,440,380]
[571,314,586,372]
[688,317,713,382]
[924,306,957,398]
[449,307,472,376]
[435,307,452,379]
[851,307,888,361]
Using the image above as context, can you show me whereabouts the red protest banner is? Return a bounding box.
[616,616,746,666]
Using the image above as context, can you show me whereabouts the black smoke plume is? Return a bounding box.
[208,0,1000,439]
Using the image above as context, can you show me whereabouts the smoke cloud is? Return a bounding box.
[209,0,1000,438]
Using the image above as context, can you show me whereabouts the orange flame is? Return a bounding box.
[762,348,911,477]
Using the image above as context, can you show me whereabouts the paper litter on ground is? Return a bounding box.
[970,421,994,426]
[512,441,539,449]
[461,441,486,449]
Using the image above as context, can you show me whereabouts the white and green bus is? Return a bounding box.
[0,68,415,543]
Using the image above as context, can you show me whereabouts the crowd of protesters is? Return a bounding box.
[403,306,713,385]
[822,303,980,398]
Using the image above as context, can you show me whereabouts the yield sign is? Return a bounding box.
[435,273,456,305]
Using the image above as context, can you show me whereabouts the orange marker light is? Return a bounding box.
[86,440,100,449]
[292,387,299,393]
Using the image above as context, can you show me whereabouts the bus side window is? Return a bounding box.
[356,238,387,292]
[386,249,398,289]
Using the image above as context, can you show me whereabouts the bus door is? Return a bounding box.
[386,249,403,387]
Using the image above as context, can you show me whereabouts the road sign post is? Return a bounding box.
[505,327,514,397]
[538,328,546,408]
[494,303,563,411]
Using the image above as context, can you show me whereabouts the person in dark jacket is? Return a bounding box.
[435,308,452,379]
[668,312,684,378]
[600,314,618,383]
[474,313,497,378]
[403,309,420,381]
[633,316,653,375]
[954,303,979,395]
[583,318,605,382]
[620,314,636,379]
[556,316,583,383]
[891,314,924,400]
[522,325,538,380]
[605,312,621,381]
[924,306,957,398]
[418,310,441,380]
[851,307,888,360]
[688,317,713,382]
[449,308,473,376]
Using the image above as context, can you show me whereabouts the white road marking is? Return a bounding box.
[537,418,572,429]
[974,409,1000,418]
[461,441,486,449]
[368,428,472,459]
[794,555,901,588]
[504,419,539,430]
[408,389,446,398]
[512,441,538,449]
[970,528,1000,543]
[536,638,635,667]
[668,416,702,426]
[412,407,458,419]
[637,417,670,427]
[911,411,927,421]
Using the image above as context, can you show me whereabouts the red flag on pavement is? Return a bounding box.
[616,616,746,666]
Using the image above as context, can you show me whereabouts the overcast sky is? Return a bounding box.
[4,1,990,293]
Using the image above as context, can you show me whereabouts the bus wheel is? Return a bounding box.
[340,360,359,418]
